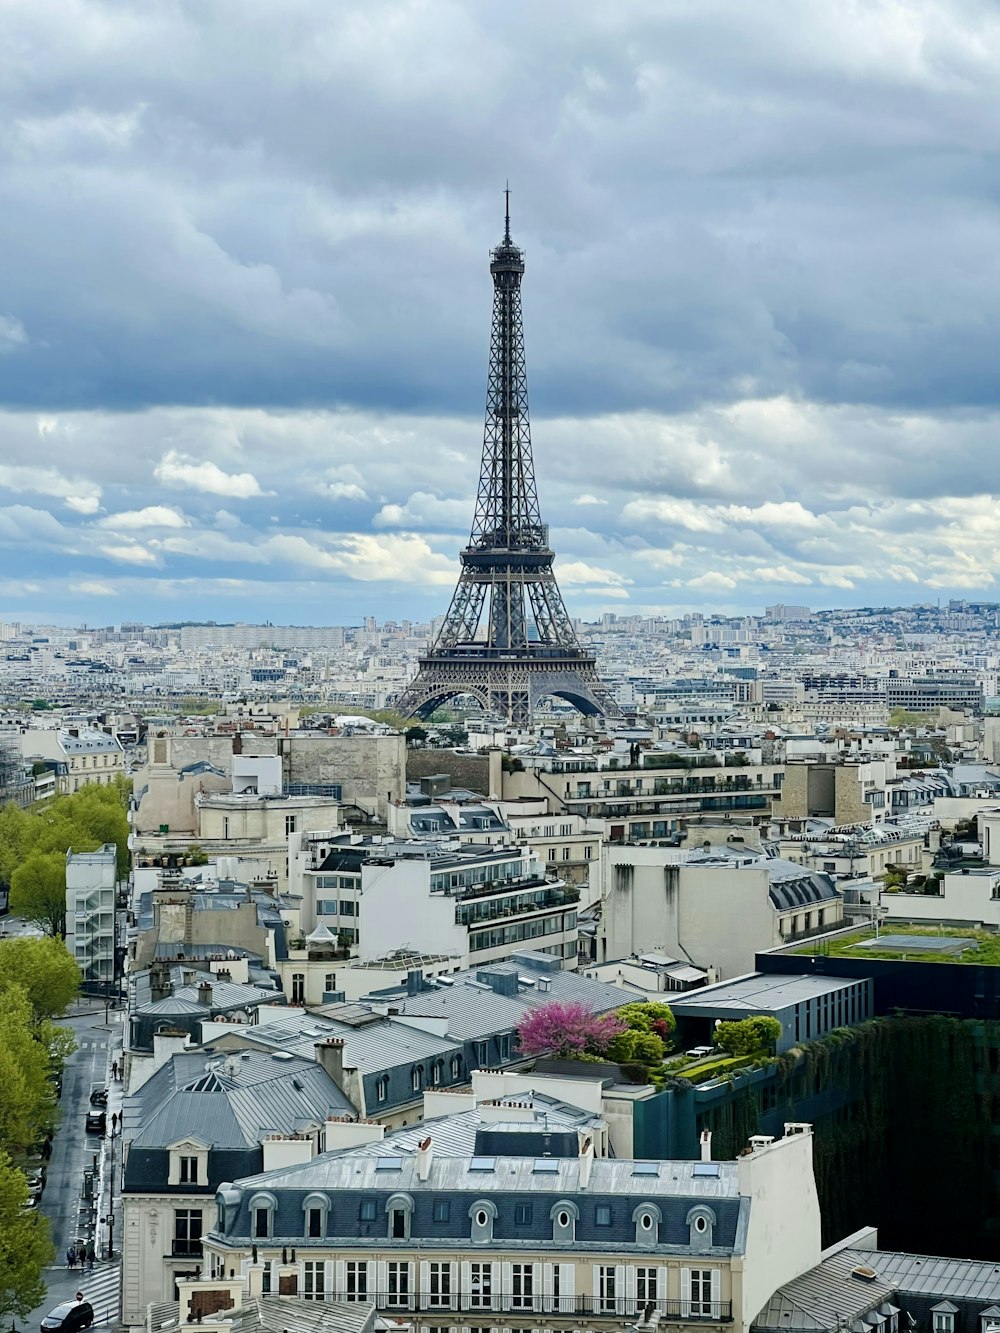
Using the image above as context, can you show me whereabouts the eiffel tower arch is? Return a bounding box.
[397,199,621,727]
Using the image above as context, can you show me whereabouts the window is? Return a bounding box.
[360,1200,376,1222]
[689,1269,716,1317]
[391,1208,406,1238]
[514,1202,532,1224]
[411,1065,424,1093]
[547,847,557,862]
[431,1061,442,1086]
[584,844,593,859]
[595,1205,612,1227]
[560,823,572,835]
[470,1262,492,1309]
[474,1041,488,1067]
[637,1268,658,1304]
[307,1207,322,1237]
[303,1261,325,1301]
[432,1200,450,1223]
[179,1155,198,1184]
[598,1267,617,1313]
[324,973,335,993]
[933,1314,955,1333]
[375,1075,389,1104]
[291,973,305,1003]
[386,1262,410,1308]
[285,815,297,836]
[340,900,356,915]
[345,1262,368,1301]
[253,1208,270,1238]
[173,1209,202,1256]
[511,1264,534,1310]
[562,846,571,861]
[429,1262,452,1308]
[498,1034,511,1062]
[450,1055,462,1081]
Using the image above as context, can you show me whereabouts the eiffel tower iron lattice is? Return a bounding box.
[397,198,621,727]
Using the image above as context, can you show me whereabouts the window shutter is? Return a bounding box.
[657,1265,669,1310]
[616,1265,626,1315]
[593,1266,602,1301]
[365,1261,376,1298]
[543,1263,554,1311]
[375,1260,387,1295]
[405,1261,415,1311]
[559,1262,576,1314]
[533,1262,543,1312]
[491,1261,502,1311]
[419,1260,430,1301]
[681,1266,692,1319]
[334,1260,346,1298]
[625,1264,637,1312]
[501,1262,513,1312]
[461,1259,471,1296]
[449,1262,458,1311]
[711,1268,721,1315]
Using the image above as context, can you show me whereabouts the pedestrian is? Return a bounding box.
[85,1241,95,1272]
[66,1246,75,1270]
[76,1242,86,1267]
[75,1292,85,1304]
[111,1059,119,1080]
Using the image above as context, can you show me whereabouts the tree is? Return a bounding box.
[0,937,79,1020]
[714,1015,782,1056]
[615,1001,676,1041]
[0,986,58,1155]
[405,725,428,747]
[516,1001,626,1058]
[10,852,68,938]
[0,1150,53,1323]
[607,1028,665,1066]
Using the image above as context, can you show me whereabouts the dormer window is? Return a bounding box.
[376,1075,389,1104]
[685,1204,716,1252]
[468,1199,497,1245]
[633,1203,662,1248]
[411,1065,424,1093]
[932,1304,958,1333]
[249,1192,278,1239]
[179,1155,198,1184]
[550,1200,578,1243]
[386,1193,414,1241]
[302,1193,329,1239]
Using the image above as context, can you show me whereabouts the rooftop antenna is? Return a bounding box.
[504,181,511,244]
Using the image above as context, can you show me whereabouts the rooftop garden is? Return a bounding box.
[792,923,1000,965]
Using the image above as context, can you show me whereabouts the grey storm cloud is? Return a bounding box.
[2,0,1000,623]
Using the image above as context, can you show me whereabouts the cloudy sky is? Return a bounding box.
[2,0,1000,627]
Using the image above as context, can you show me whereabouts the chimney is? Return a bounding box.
[315,1038,345,1088]
[406,969,424,997]
[196,982,213,1008]
[579,1135,594,1190]
[232,733,243,755]
[700,1129,712,1162]
[149,960,172,1003]
[416,1135,433,1181]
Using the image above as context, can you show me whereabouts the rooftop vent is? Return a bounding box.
[851,1266,879,1283]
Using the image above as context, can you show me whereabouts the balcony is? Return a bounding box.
[334,1291,732,1321]
[456,885,580,926]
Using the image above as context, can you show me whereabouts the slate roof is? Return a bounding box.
[125,1049,355,1150]
[762,861,840,911]
[859,1250,1000,1303]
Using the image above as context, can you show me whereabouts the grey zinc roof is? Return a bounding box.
[856,1250,1000,1303]
[753,1245,898,1331]
[671,972,861,1018]
[148,1296,375,1333]
[127,1050,355,1149]
[228,1143,740,1200]
[383,963,627,1039]
[227,1008,459,1073]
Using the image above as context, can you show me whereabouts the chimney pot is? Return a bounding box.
[700,1129,712,1162]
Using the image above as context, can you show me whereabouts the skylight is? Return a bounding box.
[375,1157,404,1171]
[632,1162,660,1176]
[693,1162,720,1177]
[469,1157,496,1171]
[533,1158,560,1173]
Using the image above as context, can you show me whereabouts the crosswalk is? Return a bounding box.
[77,1039,108,1051]
[75,1262,121,1325]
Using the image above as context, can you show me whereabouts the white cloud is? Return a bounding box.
[572,494,608,506]
[373,492,472,530]
[0,315,27,352]
[154,450,267,499]
[98,505,188,530]
[98,542,159,565]
[69,580,117,596]
[0,462,101,511]
[557,560,631,589]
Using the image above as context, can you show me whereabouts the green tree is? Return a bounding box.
[616,1001,676,1039]
[608,1028,665,1066]
[0,987,57,1155]
[0,1150,53,1322]
[0,937,79,1020]
[714,1015,782,1056]
[0,804,31,890]
[9,851,68,938]
[405,725,429,747]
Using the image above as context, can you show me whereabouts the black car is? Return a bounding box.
[41,1300,93,1332]
[84,1110,105,1135]
[88,1085,108,1107]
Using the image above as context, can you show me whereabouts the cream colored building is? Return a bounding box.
[22,726,125,794]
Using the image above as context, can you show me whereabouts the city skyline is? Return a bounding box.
[3,2,1000,624]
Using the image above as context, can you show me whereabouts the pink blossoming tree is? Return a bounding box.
[516,1000,626,1058]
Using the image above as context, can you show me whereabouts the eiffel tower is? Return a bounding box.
[398,197,620,727]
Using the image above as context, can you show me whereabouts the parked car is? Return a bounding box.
[89,1085,108,1107]
[85,1110,106,1135]
[41,1300,93,1332]
[684,1045,715,1059]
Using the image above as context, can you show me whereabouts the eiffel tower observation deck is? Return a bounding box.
[398,198,620,727]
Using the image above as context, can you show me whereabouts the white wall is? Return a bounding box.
[359,859,465,962]
[883,868,1000,926]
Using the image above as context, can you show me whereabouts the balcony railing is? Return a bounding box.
[323,1290,732,1321]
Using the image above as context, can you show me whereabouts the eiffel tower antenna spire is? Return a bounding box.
[397,203,620,726]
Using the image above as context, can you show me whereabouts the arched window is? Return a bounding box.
[302,1192,329,1238]
[411,1065,424,1093]
[468,1198,498,1245]
[633,1202,663,1248]
[431,1060,444,1087]
[385,1192,415,1241]
[685,1204,716,1252]
[549,1199,579,1244]
[376,1075,389,1104]
[249,1191,278,1240]
[450,1055,462,1081]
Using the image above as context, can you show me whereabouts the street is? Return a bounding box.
[19,1002,123,1331]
